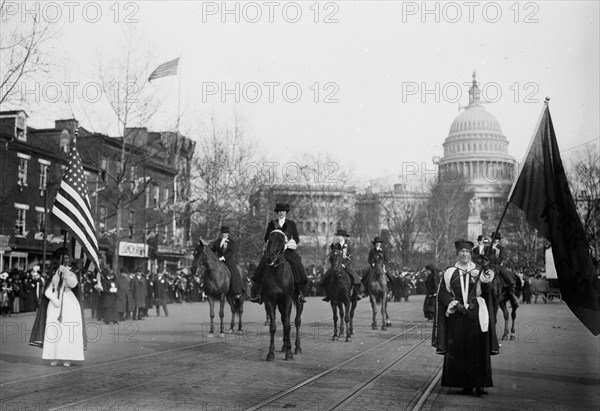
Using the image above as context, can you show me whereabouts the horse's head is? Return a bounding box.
[372,251,385,272]
[330,243,344,273]
[191,240,206,274]
[265,230,287,266]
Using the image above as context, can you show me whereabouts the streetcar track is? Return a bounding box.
[0,313,376,404]
[1,307,427,409]
[246,321,432,411]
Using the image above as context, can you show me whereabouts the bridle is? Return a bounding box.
[267,229,287,267]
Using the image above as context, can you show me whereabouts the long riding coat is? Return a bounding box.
[211,237,243,295]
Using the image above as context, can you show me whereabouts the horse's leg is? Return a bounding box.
[501,302,509,340]
[344,300,351,342]
[381,295,388,331]
[331,302,339,341]
[278,300,292,360]
[294,301,303,355]
[228,298,235,334]
[349,298,356,338]
[218,295,225,338]
[510,303,517,340]
[384,286,392,327]
[266,302,276,361]
[238,299,243,333]
[339,301,345,338]
[208,297,215,337]
[370,295,377,330]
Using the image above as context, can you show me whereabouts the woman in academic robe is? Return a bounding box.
[432,239,495,396]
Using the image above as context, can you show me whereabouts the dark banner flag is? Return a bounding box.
[51,140,101,271]
[508,101,600,335]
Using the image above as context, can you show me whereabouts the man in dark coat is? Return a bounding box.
[211,226,243,299]
[472,235,486,258]
[321,229,363,302]
[153,271,169,317]
[130,270,147,320]
[116,270,134,321]
[249,203,308,304]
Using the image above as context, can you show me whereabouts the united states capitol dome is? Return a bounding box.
[438,71,516,189]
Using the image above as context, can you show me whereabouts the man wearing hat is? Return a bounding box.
[488,232,504,268]
[249,203,308,304]
[472,235,486,258]
[321,229,363,302]
[211,226,243,300]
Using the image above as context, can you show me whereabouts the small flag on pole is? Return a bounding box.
[508,99,600,335]
[51,138,101,271]
[148,57,179,82]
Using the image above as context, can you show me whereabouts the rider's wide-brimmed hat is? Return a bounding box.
[372,236,384,244]
[220,226,231,233]
[491,231,502,240]
[335,229,350,237]
[274,203,290,212]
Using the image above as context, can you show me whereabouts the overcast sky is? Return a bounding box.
[8,1,599,184]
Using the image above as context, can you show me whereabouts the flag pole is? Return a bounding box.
[484,97,551,256]
[177,55,182,136]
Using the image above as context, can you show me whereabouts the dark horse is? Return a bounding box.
[491,266,521,341]
[323,243,357,342]
[192,241,244,337]
[366,251,391,331]
[262,229,303,361]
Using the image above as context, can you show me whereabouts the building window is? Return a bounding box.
[163,224,169,244]
[306,221,312,232]
[38,159,50,193]
[100,155,108,182]
[163,187,169,207]
[99,206,107,232]
[145,185,150,208]
[153,186,160,208]
[35,207,46,233]
[129,210,136,238]
[17,153,30,188]
[15,204,28,236]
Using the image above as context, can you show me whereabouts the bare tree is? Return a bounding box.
[377,185,425,267]
[92,27,164,272]
[0,0,55,105]
[190,112,266,257]
[567,142,600,266]
[423,181,470,265]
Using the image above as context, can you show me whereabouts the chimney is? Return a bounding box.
[55,119,79,134]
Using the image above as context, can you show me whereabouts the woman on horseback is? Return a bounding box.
[361,236,394,294]
[321,229,363,302]
[249,203,308,304]
[211,226,243,300]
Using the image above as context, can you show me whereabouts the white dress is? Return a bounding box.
[42,268,85,361]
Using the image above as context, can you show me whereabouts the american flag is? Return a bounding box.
[52,142,100,270]
[148,57,179,82]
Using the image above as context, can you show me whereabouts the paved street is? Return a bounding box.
[0,296,598,410]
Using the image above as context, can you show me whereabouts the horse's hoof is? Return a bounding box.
[332,336,338,342]
[207,333,215,338]
[263,321,269,326]
[219,333,225,338]
[510,334,516,341]
[386,321,392,327]
[295,347,302,355]
[228,329,234,334]
[285,352,294,361]
[346,337,352,343]
[501,335,508,341]
[266,353,275,361]
[372,325,377,330]
[382,326,387,331]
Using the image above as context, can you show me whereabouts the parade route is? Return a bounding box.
[1,296,598,410]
